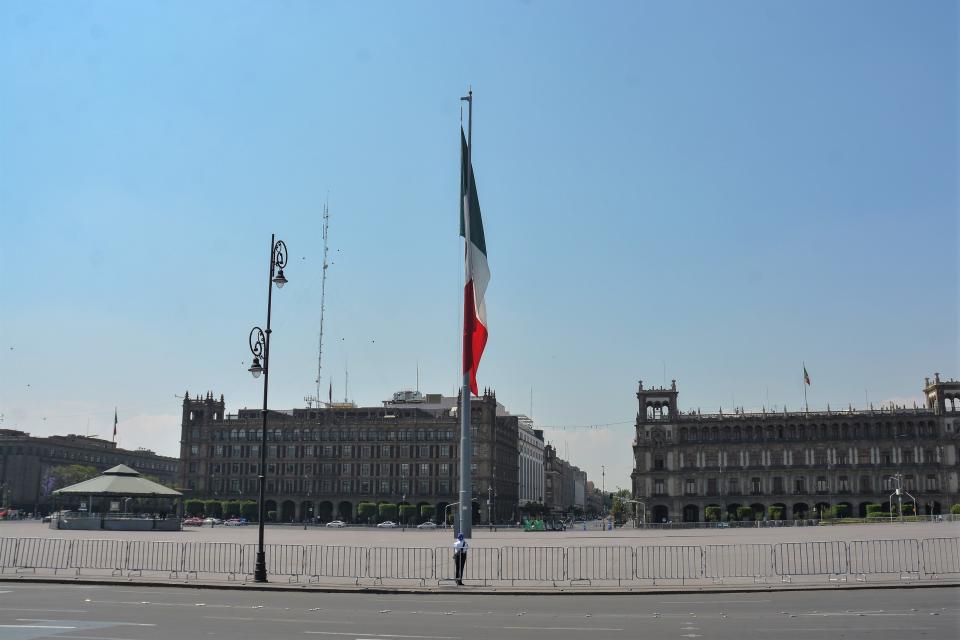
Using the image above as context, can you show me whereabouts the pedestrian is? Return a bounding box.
[452,533,468,585]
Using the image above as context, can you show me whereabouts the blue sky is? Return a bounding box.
[1,1,957,489]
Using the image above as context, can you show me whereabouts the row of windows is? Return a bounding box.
[190,444,454,459]
[0,444,176,473]
[659,448,938,469]
[200,461,453,477]
[650,474,939,496]
[675,421,937,443]
[203,477,455,496]
[193,427,462,443]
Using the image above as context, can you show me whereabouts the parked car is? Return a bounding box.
[376,520,398,528]
[325,520,347,528]
[416,521,438,529]
[183,517,204,526]
[202,517,223,526]
[224,517,247,526]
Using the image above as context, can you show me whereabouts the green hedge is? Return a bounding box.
[951,504,960,515]
[704,506,721,522]
[357,502,378,524]
[399,504,417,524]
[379,503,398,522]
[184,499,204,517]
[420,505,435,521]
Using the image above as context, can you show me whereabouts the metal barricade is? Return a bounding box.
[636,545,702,584]
[704,544,773,582]
[367,547,434,585]
[774,541,848,582]
[566,546,634,585]
[126,540,183,577]
[435,546,500,585]
[304,545,365,584]
[183,542,242,579]
[0,538,18,574]
[13,537,73,574]
[70,539,127,576]
[241,544,304,582]
[500,546,566,585]
[848,539,920,581]
[920,537,960,578]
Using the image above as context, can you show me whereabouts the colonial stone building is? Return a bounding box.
[631,374,960,522]
[0,430,178,512]
[177,390,519,523]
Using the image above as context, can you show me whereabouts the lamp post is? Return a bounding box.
[248,234,288,584]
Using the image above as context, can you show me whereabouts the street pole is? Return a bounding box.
[458,87,474,539]
[248,234,288,583]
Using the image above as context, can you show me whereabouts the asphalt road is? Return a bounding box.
[0,583,956,640]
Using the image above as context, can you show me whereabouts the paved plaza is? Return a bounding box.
[1,520,957,592]
[2,519,956,547]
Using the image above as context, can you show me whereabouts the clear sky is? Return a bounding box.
[1,1,957,490]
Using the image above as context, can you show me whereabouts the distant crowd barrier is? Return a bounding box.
[0,536,957,586]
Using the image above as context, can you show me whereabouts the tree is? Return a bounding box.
[865,503,884,518]
[240,501,258,521]
[736,506,753,521]
[399,504,416,525]
[357,502,378,524]
[704,506,721,522]
[203,500,223,518]
[379,503,397,522]
[768,506,783,521]
[44,465,99,493]
[184,499,205,516]
[420,504,435,522]
[222,501,241,519]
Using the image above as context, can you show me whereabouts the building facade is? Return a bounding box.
[516,416,545,506]
[632,374,960,523]
[0,430,178,512]
[177,390,520,523]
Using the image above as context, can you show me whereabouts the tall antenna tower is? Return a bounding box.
[305,199,331,408]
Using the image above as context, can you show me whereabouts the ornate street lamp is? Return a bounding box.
[249,234,288,583]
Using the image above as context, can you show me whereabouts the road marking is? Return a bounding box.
[0,624,77,629]
[16,619,156,626]
[660,599,771,604]
[0,607,88,613]
[305,632,459,639]
[754,628,936,633]
[501,627,624,632]
[206,615,354,625]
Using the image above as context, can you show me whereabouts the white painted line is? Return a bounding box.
[205,615,354,625]
[0,607,88,613]
[0,624,77,629]
[304,632,459,639]
[16,619,156,626]
[659,599,771,604]
[501,627,624,632]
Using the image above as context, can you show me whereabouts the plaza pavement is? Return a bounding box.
[1,519,956,547]
[0,520,957,593]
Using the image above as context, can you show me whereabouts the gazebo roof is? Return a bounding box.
[52,464,182,498]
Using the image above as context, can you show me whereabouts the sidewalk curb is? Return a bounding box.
[2,575,958,596]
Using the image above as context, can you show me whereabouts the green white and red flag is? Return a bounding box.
[460,128,489,396]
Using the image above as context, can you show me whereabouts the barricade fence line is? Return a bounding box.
[435,546,500,585]
[304,545,365,582]
[241,544,304,581]
[0,536,957,584]
[567,546,634,584]
[637,545,703,582]
[848,539,920,577]
[69,539,127,575]
[704,544,773,580]
[0,538,19,574]
[920,537,960,576]
[500,546,566,584]
[774,541,848,580]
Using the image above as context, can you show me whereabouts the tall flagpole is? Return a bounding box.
[803,362,809,414]
[458,87,473,538]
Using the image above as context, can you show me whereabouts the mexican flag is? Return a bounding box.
[460,128,489,396]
